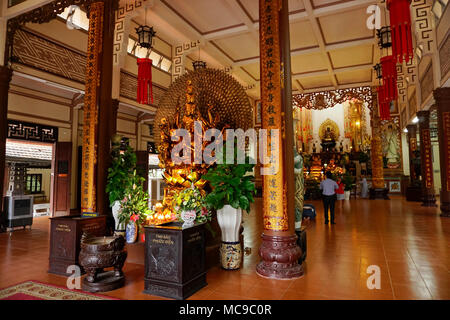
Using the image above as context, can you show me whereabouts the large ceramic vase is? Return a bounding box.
[217,205,242,270]
[112,200,125,236]
[344,190,351,200]
[125,221,138,244]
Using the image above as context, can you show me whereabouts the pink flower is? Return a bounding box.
[130,214,139,222]
[201,207,208,216]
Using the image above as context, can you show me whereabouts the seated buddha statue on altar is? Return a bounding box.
[321,127,336,152]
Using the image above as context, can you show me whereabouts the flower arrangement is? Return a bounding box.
[118,170,152,226]
[172,185,212,224]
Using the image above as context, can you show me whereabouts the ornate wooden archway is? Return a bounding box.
[292,86,374,110]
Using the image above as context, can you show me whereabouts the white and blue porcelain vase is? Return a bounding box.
[217,205,242,270]
[125,220,138,244]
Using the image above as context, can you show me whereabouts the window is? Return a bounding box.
[127,38,172,73]
[26,174,42,194]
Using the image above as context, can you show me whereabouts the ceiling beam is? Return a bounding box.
[301,0,338,88]
[233,36,374,67]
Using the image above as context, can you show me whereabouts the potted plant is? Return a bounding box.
[106,135,137,234]
[172,185,212,227]
[202,151,256,270]
[342,174,355,200]
[118,170,152,243]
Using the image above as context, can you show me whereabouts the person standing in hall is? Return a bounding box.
[320,171,339,224]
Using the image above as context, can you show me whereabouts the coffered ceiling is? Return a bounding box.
[134,0,384,99]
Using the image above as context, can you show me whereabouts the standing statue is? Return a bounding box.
[294,148,305,229]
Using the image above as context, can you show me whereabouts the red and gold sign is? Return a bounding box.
[81,2,104,213]
[443,112,450,191]
[260,0,288,231]
[421,129,433,189]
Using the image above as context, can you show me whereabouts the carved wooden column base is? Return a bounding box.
[421,193,437,207]
[256,234,303,280]
[369,188,390,200]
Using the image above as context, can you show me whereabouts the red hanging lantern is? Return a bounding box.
[377,85,391,120]
[137,58,153,105]
[381,55,398,103]
[387,0,413,63]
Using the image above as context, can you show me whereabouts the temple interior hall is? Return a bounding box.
[0,0,449,302]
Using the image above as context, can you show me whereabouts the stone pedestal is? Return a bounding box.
[434,88,450,216]
[417,111,437,207]
[143,222,206,300]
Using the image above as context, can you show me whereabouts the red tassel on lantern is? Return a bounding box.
[381,54,398,103]
[387,0,413,63]
[377,85,391,120]
[137,58,153,105]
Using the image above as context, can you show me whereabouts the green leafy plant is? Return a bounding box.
[118,170,152,226]
[342,174,355,191]
[202,145,256,213]
[106,139,137,207]
[172,186,211,224]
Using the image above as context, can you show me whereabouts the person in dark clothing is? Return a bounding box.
[320,171,338,224]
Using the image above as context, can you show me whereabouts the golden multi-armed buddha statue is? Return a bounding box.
[157,80,222,211]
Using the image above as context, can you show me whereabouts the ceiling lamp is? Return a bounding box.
[135,25,156,49]
[376,26,392,49]
[192,46,206,70]
[136,8,156,105]
[192,60,207,70]
[387,0,413,63]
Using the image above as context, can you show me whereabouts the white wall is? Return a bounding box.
[401,132,410,176]
[432,142,441,194]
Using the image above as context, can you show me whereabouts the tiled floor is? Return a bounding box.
[0,196,449,300]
